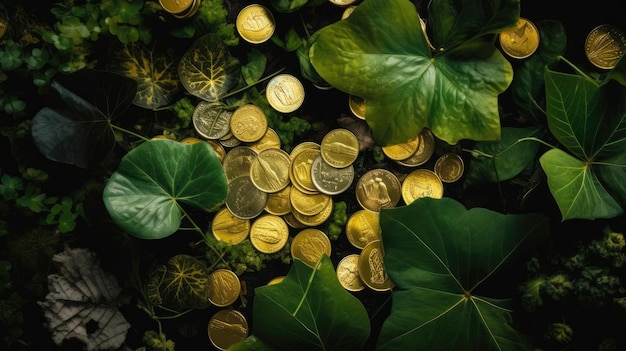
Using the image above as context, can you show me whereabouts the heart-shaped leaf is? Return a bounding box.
[102,139,228,239]
[541,69,626,220]
[309,0,517,145]
[376,197,549,350]
[31,69,137,169]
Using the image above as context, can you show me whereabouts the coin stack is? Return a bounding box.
[159,0,201,19]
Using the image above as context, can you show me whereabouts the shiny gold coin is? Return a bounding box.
[289,186,331,216]
[396,128,435,167]
[264,184,292,216]
[179,137,203,144]
[171,0,201,18]
[348,95,366,120]
[266,74,305,113]
[208,309,249,350]
[358,240,394,291]
[291,197,333,227]
[236,4,276,44]
[208,269,241,307]
[341,5,357,19]
[401,169,444,205]
[289,141,321,158]
[226,176,268,220]
[310,156,354,195]
[382,133,420,161]
[249,127,281,153]
[290,228,332,267]
[337,254,366,292]
[193,101,232,140]
[230,104,268,143]
[206,139,226,163]
[329,0,357,6]
[585,24,626,69]
[211,207,250,245]
[345,209,381,250]
[249,148,291,193]
[499,17,540,59]
[267,276,285,285]
[159,0,193,14]
[283,211,308,229]
[222,146,258,183]
[290,146,322,194]
[250,214,289,253]
[434,153,464,183]
[355,169,402,212]
[320,128,360,168]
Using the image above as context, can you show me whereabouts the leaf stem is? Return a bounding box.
[220,68,286,100]
[111,124,150,141]
[557,55,597,84]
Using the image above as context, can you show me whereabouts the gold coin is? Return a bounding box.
[211,207,250,245]
[249,148,291,193]
[348,95,366,120]
[585,24,626,69]
[266,74,305,113]
[0,18,7,40]
[249,127,281,153]
[396,128,435,167]
[290,146,322,193]
[337,254,365,292]
[208,309,248,350]
[222,146,258,183]
[329,0,357,7]
[382,133,420,161]
[401,169,444,205]
[230,104,268,143]
[206,139,226,163]
[289,186,331,216]
[355,169,402,212]
[192,101,232,140]
[171,0,201,18]
[499,17,540,59]
[159,0,193,14]
[264,184,292,216]
[433,153,464,183]
[208,269,241,307]
[250,214,289,253]
[179,137,203,144]
[283,211,308,229]
[345,209,381,250]
[267,276,285,285]
[236,4,276,44]
[310,156,354,195]
[341,5,357,19]
[290,228,332,267]
[358,240,394,291]
[320,128,360,168]
[291,197,333,227]
[225,176,268,219]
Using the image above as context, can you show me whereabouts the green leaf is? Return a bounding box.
[107,42,181,110]
[31,69,137,169]
[542,69,626,220]
[309,0,517,145]
[249,255,370,351]
[178,33,241,102]
[241,48,267,86]
[271,0,308,13]
[377,197,548,350]
[227,335,274,351]
[102,139,228,239]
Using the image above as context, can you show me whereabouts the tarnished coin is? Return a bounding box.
[193,101,232,140]
[290,228,332,267]
[382,134,420,161]
[355,169,401,212]
[236,4,275,44]
[434,153,464,183]
[208,269,241,307]
[249,127,281,153]
[341,5,357,19]
[310,156,354,195]
[206,139,226,163]
[222,146,258,183]
[212,207,250,245]
[401,169,444,205]
[250,214,289,253]
[290,145,322,194]
[291,197,333,227]
[219,132,242,148]
[396,128,435,167]
[348,95,366,120]
[290,186,331,216]
[249,148,291,193]
[208,309,248,350]
[345,209,381,249]
[320,128,360,168]
[266,74,305,113]
[283,211,307,229]
[585,24,626,69]
[230,104,268,143]
[267,276,285,285]
[337,254,365,292]
[358,240,394,291]
[159,0,193,14]
[226,176,267,219]
[264,184,292,216]
[499,17,540,59]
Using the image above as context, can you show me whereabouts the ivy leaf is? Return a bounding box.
[178,33,241,102]
[31,69,137,169]
[107,42,181,110]
[377,197,548,351]
[540,70,626,220]
[247,255,370,351]
[309,0,517,145]
[102,139,228,239]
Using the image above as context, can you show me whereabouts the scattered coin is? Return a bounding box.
[345,209,381,250]
[249,147,291,193]
[170,0,201,19]
[211,207,250,245]
[208,309,248,350]
[266,74,305,113]
[225,175,267,219]
[229,104,268,143]
[236,4,276,44]
[382,133,420,161]
[336,254,366,292]
[585,24,626,69]
[159,0,193,15]
[249,214,289,254]
[358,240,395,291]
[401,168,444,205]
[348,95,366,120]
[208,269,241,307]
[320,128,360,168]
[310,156,355,195]
[291,228,332,267]
[396,128,435,167]
[434,153,464,183]
[192,101,232,140]
[355,169,401,212]
[499,17,540,59]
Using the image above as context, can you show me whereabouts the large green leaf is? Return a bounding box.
[377,197,548,350]
[540,69,626,220]
[31,69,137,169]
[102,139,228,239]
[247,255,370,351]
[309,0,517,145]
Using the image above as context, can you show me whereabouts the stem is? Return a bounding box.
[220,68,286,100]
[111,124,150,141]
[557,55,597,84]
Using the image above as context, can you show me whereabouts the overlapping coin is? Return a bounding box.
[310,156,354,195]
[585,24,626,69]
[345,209,381,249]
[396,128,435,167]
[192,101,232,140]
[266,74,305,113]
[336,254,365,292]
[222,146,258,182]
[358,240,394,291]
[159,0,200,18]
[249,147,291,193]
[211,207,250,245]
[382,133,420,161]
[355,169,401,212]
[230,104,268,143]
[225,175,267,219]
[401,169,444,205]
[208,309,248,350]
[249,214,289,253]
[348,95,366,120]
[236,4,275,44]
[208,269,241,307]
[290,228,332,267]
[320,128,360,168]
[434,153,464,183]
[499,17,540,59]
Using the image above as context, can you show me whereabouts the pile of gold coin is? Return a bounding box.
[158,0,200,18]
